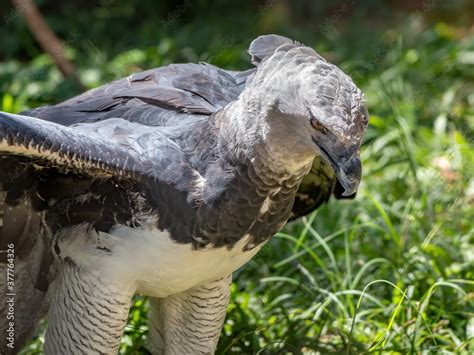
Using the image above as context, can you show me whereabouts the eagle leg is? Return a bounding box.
[147,275,232,354]
[44,261,135,354]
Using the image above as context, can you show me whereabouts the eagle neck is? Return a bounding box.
[211,98,314,182]
[189,100,314,248]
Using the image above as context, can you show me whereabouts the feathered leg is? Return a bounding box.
[147,275,232,355]
[44,261,135,354]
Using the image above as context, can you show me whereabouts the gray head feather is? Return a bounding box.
[248,34,303,65]
[241,35,368,195]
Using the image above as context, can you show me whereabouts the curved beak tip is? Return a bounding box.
[341,182,359,196]
[337,156,362,196]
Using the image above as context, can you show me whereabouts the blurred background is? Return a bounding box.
[1,0,473,353]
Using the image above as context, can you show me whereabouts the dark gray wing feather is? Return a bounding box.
[0,112,148,178]
[22,63,253,127]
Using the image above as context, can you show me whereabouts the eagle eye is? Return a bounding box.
[309,112,326,131]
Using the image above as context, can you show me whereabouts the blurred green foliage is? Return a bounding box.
[1,0,473,353]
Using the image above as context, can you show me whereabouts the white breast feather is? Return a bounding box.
[59,225,264,298]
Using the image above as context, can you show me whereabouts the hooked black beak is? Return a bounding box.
[334,156,362,196]
[312,138,362,196]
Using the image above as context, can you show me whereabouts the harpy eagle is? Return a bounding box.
[0,35,368,354]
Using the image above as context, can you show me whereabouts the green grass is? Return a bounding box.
[3,2,473,354]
